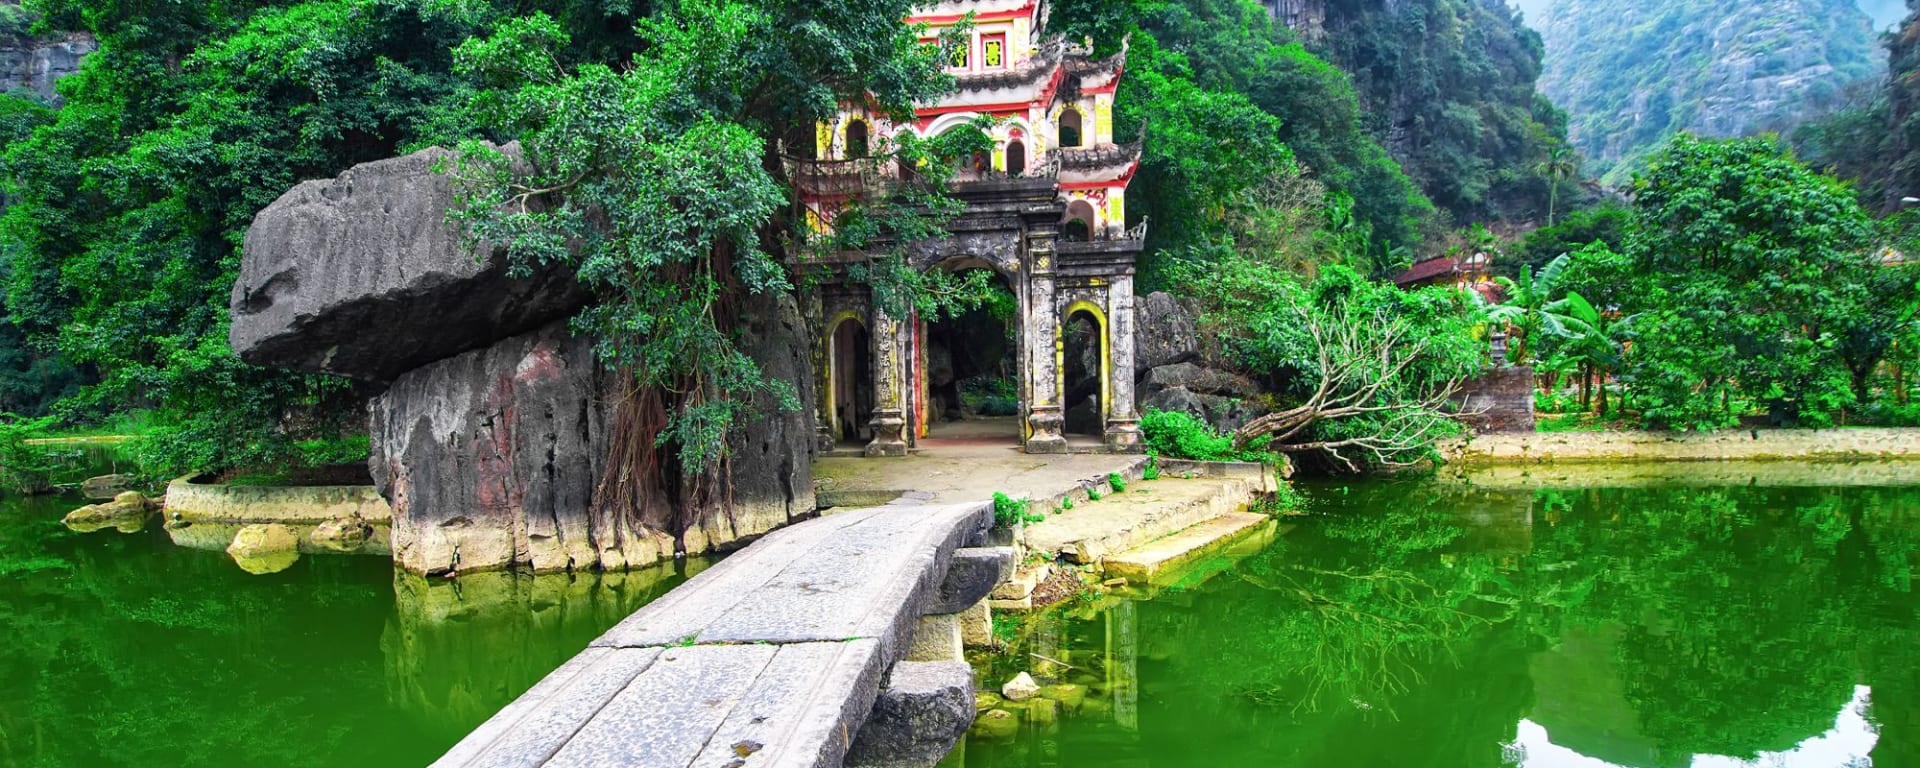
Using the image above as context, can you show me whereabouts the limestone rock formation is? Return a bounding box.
[0,9,95,106]
[80,473,135,501]
[230,144,585,382]
[1537,0,1880,181]
[371,293,816,575]
[1133,292,1199,372]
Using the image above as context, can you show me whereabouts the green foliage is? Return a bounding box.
[449,1,975,478]
[1621,136,1878,429]
[992,491,1040,528]
[1249,483,1304,516]
[1053,0,1435,283]
[1142,451,1161,481]
[0,3,35,38]
[1141,408,1276,464]
[1316,0,1572,224]
[1511,201,1630,279]
[1107,471,1126,493]
[0,414,58,494]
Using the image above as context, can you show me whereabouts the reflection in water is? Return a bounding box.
[1513,686,1877,768]
[382,562,708,738]
[0,489,704,768]
[957,481,1920,768]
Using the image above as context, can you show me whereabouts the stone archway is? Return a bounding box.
[916,259,1024,446]
[826,313,873,445]
[1062,303,1108,439]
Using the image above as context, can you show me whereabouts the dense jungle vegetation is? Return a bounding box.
[0,0,1914,482]
[0,0,1584,480]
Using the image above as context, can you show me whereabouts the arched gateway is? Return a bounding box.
[789,0,1148,456]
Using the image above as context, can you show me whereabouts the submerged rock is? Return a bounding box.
[227,523,301,574]
[1038,683,1086,712]
[970,708,1019,740]
[309,516,374,552]
[1001,672,1040,701]
[62,491,154,533]
[80,474,136,501]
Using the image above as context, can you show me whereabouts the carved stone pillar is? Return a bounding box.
[1024,249,1068,454]
[807,293,836,453]
[865,306,910,457]
[1104,276,1143,453]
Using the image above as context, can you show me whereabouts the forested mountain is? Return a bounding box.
[1793,3,1920,211]
[1532,0,1881,183]
[1309,0,1569,225]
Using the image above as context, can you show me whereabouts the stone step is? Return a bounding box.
[1021,476,1255,565]
[1102,511,1276,585]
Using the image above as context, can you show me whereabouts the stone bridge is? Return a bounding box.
[431,501,1009,768]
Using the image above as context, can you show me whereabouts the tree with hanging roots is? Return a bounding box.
[444,1,992,542]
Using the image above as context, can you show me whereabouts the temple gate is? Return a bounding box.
[792,0,1146,456]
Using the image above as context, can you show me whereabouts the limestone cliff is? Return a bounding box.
[1535,0,1881,181]
[0,1,93,105]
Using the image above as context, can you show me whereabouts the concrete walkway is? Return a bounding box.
[432,502,991,768]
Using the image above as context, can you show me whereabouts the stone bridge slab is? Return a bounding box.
[432,502,991,768]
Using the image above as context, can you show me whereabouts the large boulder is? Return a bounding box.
[1133,292,1199,372]
[230,144,585,382]
[1140,362,1259,399]
[371,291,817,575]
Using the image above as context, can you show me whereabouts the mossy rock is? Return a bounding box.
[1038,683,1086,712]
[971,709,1020,740]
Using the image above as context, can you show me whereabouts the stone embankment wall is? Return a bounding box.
[233,145,817,575]
[164,475,393,523]
[1445,428,1920,465]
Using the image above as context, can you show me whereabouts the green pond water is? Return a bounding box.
[954,476,1920,768]
[0,490,701,767]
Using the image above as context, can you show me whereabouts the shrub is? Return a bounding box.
[1140,408,1279,464]
[1143,451,1161,480]
[1107,471,1126,493]
[992,491,1041,528]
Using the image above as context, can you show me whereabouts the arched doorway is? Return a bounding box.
[846,119,870,159]
[827,315,873,445]
[1059,107,1084,148]
[1064,199,1097,242]
[1006,140,1027,176]
[919,263,1022,445]
[1062,304,1108,440]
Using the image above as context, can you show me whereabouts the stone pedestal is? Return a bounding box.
[1104,418,1144,453]
[1024,406,1068,454]
[866,411,909,457]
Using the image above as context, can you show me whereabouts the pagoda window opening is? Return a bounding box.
[1059,108,1084,148]
[1006,140,1027,176]
[846,119,870,159]
[1065,200,1097,242]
